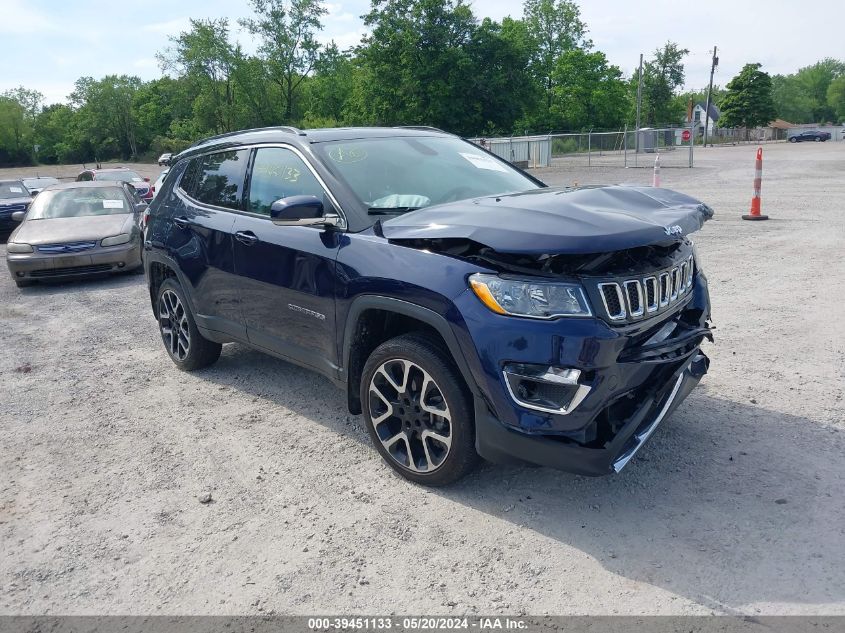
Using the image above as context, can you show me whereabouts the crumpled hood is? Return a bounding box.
[381,185,714,255]
[14,214,133,245]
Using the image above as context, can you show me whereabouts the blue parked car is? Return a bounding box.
[0,180,33,234]
[144,126,714,485]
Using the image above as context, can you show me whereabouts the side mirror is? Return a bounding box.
[11,211,25,222]
[270,195,343,228]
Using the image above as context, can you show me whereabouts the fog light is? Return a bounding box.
[16,271,25,277]
[503,363,591,415]
[117,262,125,268]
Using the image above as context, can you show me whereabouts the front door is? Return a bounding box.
[232,146,341,375]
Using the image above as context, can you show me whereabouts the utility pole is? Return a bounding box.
[635,53,644,153]
[703,46,718,148]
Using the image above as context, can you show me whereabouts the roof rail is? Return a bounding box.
[185,126,306,151]
[394,125,446,133]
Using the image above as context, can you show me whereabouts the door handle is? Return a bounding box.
[235,231,259,246]
[173,216,192,230]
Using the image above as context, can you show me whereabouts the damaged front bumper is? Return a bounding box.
[453,273,712,475]
[474,352,708,475]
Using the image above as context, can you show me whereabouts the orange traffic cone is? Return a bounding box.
[742,147,768,221]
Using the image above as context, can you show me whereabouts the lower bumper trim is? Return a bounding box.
[611,370,685,472]
[474,352,708,476]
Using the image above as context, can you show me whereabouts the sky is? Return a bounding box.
[0,0,842,105]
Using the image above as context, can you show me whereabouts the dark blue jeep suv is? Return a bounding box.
[144,126,713,485]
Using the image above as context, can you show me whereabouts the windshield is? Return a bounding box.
[26,187,130,220]
[312,137,539,215]
[0,181,30,200]
[94,171,143,183]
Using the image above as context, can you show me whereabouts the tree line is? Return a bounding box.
[0,0,842,166]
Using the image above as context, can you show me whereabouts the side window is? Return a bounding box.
[194,150,249,210]
[179,158,201,196]
[247,147,326,216]
[125,184,142,205]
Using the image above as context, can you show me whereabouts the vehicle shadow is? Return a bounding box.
[11,271,145,295]
[195,344,844,612]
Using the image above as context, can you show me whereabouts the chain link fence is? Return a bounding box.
[549,127,695,168]
[469,128,697,170]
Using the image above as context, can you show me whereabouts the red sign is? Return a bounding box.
[682,130,691,142]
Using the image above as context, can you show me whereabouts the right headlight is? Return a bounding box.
[101,233,131,247]
[6,242,34,253]
[469,273,592,319]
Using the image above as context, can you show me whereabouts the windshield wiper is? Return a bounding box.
[367,206,420,215]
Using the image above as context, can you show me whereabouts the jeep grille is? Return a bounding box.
[596,255,694,322]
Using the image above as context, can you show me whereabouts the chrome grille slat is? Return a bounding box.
[623,280,644,317]
[37,241,98,254]
[598,283,626,320]
[659,273,670,307]
[670,267,680,301]
[594,256,696,324]
[644,277,658,313]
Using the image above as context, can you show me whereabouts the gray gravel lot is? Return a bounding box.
[1,142,843,615]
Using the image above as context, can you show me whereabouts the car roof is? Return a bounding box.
[177,126,454,160]
[0,179,26,184]
[41,181,131,192]
[82,167,136,173]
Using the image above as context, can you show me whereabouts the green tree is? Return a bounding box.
[353,0,477,132]
[550,49,628,131]
[640,41,689,126]
[522,0,589,128]
[158,18,238,134]
[461,17,537,134]
[771,74,813,123]
[302,42,356,126]
[718,63,776,131]
[827,75,845,122]
[771,59,845,123]
[239,0,327,123]
[0,87,43,164]
[71,75,143,160]
[795,58,845,122]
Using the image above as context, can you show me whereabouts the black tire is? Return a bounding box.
[156,278,221,371]
[360,332,478,486]
[15,279,34,288]
[789,137,797,143]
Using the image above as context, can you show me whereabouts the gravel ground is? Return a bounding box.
[1,142,843,615]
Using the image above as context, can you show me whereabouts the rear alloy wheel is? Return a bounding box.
[361,333,478,486]
[789,137,797,142]
[156,278,221,371]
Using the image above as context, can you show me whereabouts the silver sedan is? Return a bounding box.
[5,181,146,288]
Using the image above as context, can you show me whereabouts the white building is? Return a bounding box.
[685,102,720,137]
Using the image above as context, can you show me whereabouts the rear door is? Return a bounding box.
[232,145,342,375]
[165,150,248,339]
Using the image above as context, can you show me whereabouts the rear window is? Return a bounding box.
[26,187,130,220]
[94,170,144,183]
[192,150,249,210]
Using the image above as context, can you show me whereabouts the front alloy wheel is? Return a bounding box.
[361,333,478,486]
[368,359,453,473]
